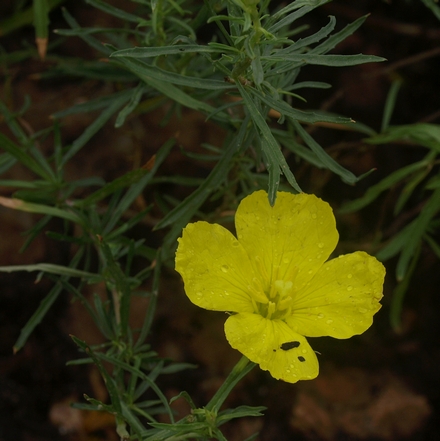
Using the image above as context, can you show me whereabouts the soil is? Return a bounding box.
[1,1,440,440]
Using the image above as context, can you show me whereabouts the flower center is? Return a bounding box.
[250,256,298,320]
[256,278,294,319]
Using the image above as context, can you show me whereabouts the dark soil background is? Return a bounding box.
[1,1,440,440]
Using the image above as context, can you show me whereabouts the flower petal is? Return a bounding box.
[225,313,319,383]
[286,251,385,338]
[235,190,338,292]
[175,221,264,313]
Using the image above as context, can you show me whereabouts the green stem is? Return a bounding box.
[205,355,256,413]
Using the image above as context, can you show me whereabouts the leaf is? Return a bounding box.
[0,133,54,181]
[250,87,352,124]
[389,244,420,330]
[85,0,144,24]
[60,90,133,167]
[52,89,132,118]
[312,14,369,55]
[268,1,330,33]
[237,82,301,203]
[293,121,360,185]
[154,121,250,232]
[111,55,233,91]
[13,283,63,353]
[71,336,123,414]
[339,154,435,213]
[381,79,403,132]
[0,263,99,279]
[267,53,386,67]
[420,0,440,21]
[0,0,63,37]
[115,83,146,128]
[12,248,86,352]
[102,140,173,234]
[0,196,82,223]
[367,123,440,152]
[112,57,230,124]
[396,186,440,281]
[76,168,151,208]
[111,44,237,58]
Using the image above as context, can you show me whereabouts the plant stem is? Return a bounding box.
[205,355,256,414]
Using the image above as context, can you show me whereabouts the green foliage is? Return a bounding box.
[340,81,440,329]
[2,0,437,438]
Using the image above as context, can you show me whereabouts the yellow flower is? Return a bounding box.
[175,190,385,383]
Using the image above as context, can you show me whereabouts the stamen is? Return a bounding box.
[266,301,276,319]
[248,277,268,304]
[278,295,293,311]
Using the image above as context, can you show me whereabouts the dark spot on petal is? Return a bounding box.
[298,356,306,362]
[280,341,300,351]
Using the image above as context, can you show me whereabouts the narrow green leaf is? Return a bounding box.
[237,83,301,203]
[0,0,63,37]
[390,244,420,330]
[250,88,352,124]
[155,117,250,232]
[103,140,173,234]
[421,0,440,21]
[267,53,386,67]
[60,91,131,167]
[268,2,328,33]
[99,239,131,338]
[396,186,440,281]
[0,263,99,279]
[0,153,16,174]
[312,14,369,55]
[85,0,147,24]
[13,283,62,352]
[115,83,146,128]
[76,168,151,208]
[12,248,85,351]
[293,121,359,184]
[111,44,237,58]
[52,89,132,118]
[217,405,266,423]
[134,249,161,351]
[0,100,30,145]
[98,353,175,423]
[71,336,123,414]
[381,79,403,132]
[279,15,336,53]
[33,0,49,40]
[0,196,82,223]
[367,123,440,152]
[339,154,434,213]
[61,7,112,55]
[93,293,116,339]
[0,133,54,181]
[111,56,233,91]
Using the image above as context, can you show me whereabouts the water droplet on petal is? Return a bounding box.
[347,285,353,291]
[326,319,333,324]
[221,265,229,273]
[311,213,317,219]
[347,274,353,279]
[318,242,324,248]
[317,313,324,319]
